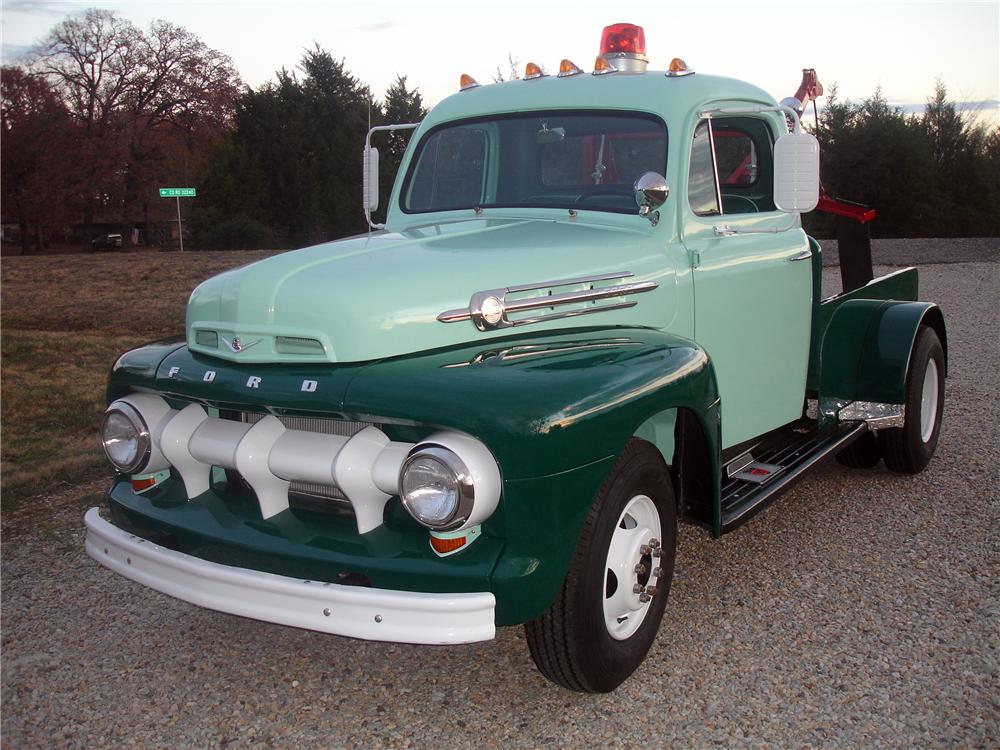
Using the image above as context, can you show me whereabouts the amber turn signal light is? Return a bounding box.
[430,534,467,554]
[131,476,159,492]
[459,73,480,91]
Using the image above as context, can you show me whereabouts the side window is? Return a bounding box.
[715,131,757,186]
[687,116,777,217]
[714,118,776,214]
[688,120,720,216]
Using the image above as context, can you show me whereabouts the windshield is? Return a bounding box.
[401,111,668,215]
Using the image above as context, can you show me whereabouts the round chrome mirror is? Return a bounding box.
[634,172,669,219]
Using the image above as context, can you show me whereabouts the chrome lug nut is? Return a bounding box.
[640,544,651,556]
[633,584,644,594]
[649,538,660,549]
[634,563,648,575]
[639,592,651,603]
[645,585,657,597]
[652,567,664,578]
[652,548,662,558]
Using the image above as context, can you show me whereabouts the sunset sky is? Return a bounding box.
[3,0,998,122]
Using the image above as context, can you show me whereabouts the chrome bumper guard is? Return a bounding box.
[84,508,496,645]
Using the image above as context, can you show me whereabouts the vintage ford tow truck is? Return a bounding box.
[87,24,946,692]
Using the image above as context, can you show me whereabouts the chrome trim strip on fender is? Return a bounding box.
[438,272,658,331]
[84,508,497,645]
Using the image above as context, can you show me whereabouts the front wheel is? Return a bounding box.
[524,440,676,693]
[879,326,945,473]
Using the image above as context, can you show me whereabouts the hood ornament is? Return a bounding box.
[222,335,260,353]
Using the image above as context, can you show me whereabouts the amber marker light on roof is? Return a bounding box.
[666,58,695,77]
[593,56,617,75]
[524,62,546,80]
[459,73,481,91]
[558,59,584,78]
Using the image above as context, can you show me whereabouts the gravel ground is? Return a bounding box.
[3,244,998,749]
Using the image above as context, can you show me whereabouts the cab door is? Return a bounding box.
[681,113,813,449]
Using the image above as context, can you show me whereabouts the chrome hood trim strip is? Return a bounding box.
[438,271,658,331]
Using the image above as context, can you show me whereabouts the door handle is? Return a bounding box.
[787,249,813,262]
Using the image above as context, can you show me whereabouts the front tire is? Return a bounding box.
[525,440,676,693]
[879,326,945,473]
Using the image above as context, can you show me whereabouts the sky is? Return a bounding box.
[3,0,998,123]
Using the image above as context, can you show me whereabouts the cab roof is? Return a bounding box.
[423,71,778,129]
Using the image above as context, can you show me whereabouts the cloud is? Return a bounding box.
[351,20,396,32]
[3,0,76,15]
[1,43,35,64]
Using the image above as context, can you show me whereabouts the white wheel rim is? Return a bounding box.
[603,494,662,641]
[920,358,940,443]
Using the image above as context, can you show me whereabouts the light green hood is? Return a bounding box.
[186,216,678,364]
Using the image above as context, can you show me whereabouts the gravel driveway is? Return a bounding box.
[3,245,998,749]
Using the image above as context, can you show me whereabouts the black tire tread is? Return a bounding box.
[880,326,944,474]
[524,439,671,692]
[836,430,882,469]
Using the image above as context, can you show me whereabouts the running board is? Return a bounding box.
[720,422,869,533]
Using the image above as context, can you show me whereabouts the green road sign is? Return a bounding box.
[159,187,196,198]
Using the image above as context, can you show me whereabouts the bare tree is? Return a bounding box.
[32,8,241,246]
[493,52,521,83]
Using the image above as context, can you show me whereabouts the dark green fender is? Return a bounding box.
[816,272,947,428]
[107,327,721,624]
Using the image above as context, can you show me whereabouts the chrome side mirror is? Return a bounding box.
[634,172,668,222]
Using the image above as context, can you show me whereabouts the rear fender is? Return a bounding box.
[819,300,947,427]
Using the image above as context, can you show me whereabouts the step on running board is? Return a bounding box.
[720,422,869,533]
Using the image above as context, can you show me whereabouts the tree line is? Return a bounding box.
[804,84,1000,238]
[2,9,997,254]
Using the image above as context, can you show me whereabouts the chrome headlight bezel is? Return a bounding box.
[101,401,152,474]
[399,445,476,531]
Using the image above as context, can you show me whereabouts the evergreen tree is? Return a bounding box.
[375,75,427,217]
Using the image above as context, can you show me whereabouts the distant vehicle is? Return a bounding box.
[91,234,123,251]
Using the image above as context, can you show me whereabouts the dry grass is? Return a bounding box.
[1,248,281,521]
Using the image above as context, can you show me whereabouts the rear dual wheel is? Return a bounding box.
[525,440,676,693]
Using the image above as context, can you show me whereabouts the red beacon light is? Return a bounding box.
[598,23,649,73]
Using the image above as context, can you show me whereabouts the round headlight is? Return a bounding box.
[400,446,474,530]
[101,402,151,473]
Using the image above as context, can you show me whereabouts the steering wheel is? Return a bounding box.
[721,194,759,214]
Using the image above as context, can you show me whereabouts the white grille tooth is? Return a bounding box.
[334,426,391,534]
[235,415,289,519]
[160,403,211,499]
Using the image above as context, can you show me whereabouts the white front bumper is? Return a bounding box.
[84,508,496,644]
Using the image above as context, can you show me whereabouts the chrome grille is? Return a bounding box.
[240,412,375,502]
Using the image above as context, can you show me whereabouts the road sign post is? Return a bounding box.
[159,188,197,251]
